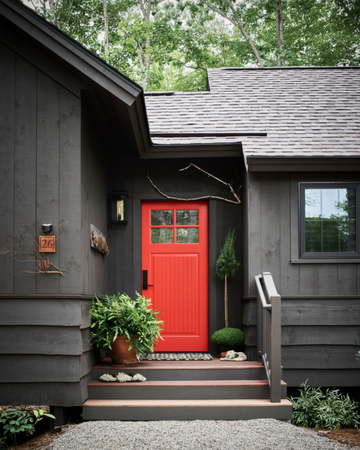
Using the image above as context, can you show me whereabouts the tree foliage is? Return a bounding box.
[27,0,360,91]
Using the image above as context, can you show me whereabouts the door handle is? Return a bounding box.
[143,270,154,290]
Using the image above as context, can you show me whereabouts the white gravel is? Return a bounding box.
[50,419,351,450]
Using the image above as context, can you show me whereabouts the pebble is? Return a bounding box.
[50,419,350,449]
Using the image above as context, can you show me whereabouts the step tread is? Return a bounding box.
[93,357,265,371]
[89,380,287,387]
[84,398,292,407]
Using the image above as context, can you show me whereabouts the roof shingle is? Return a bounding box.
[145,67,360,160]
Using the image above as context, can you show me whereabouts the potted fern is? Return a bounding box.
[89,292,164,366]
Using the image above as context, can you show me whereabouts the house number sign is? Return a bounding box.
[39,236,56,252]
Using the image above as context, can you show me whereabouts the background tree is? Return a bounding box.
[216,229,240,329]
[27,0,360,90]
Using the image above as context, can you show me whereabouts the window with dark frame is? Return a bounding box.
[299,182,359,259]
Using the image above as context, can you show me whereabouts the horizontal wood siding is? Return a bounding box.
[0,374,92,406]
[0,297,95,406]
[242,297,360,386]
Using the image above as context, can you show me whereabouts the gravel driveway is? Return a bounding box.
[50,419,353,450]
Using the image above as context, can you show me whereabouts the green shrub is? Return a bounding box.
[289,380,360,430]
[0,408,55,449]
[211,327,244,347]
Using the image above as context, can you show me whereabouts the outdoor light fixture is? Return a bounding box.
[110,192,128,224]
[42,224,53,233]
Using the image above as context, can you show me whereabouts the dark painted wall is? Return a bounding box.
[80,97,109,296]
[242,171,360,386]
[106,155,244,354]
[0,34,103,406]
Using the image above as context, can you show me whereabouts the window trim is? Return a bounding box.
[299,181,360,260]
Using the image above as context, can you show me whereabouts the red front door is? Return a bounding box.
[142,202,208,351]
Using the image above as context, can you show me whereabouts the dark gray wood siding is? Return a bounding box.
[80,100,109,296]
[0,34,103,406]
[243,172,360,386]
[0,296,96,405]
[0,41,82,294]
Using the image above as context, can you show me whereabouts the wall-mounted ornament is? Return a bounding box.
[90,224,109,255]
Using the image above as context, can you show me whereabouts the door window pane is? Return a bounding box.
[305,188,356,253]
[176,228,199,243]
[151,210,173,225]
[151,228,173,243]
[176,210,199,225]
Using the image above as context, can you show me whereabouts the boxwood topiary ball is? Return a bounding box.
[211,327,244,347]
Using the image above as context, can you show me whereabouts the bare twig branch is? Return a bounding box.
[146,163,241,204]
[0,223,67,276]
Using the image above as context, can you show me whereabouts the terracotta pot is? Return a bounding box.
[110,335,138,367]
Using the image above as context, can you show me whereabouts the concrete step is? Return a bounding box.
[83,398,293,421]
[88,379,288,400]
[91,357,269,381]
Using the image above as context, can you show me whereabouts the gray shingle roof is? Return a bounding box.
[145,67,360,160]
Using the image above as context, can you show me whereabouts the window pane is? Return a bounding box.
[151,228,173,243]
[305,188,356,253]
[151,210,173,225]
[176,228,199,243]
[176,210,199,225]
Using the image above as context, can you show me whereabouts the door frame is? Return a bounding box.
[132,192,219,355]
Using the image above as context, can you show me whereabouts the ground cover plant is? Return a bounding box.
[289,381,360,430]
[0,407,55,449]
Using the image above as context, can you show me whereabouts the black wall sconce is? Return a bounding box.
[110,191,128,224]
[42,224,53,233]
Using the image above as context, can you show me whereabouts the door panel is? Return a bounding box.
[142,202,208,351]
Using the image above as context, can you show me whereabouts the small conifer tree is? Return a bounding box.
[216,229,240,328]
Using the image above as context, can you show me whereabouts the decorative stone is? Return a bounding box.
[220,350,247,362]
[116,373,133,383]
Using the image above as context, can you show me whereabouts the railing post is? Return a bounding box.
[256,276,262,363]
[270,294,281,402]
[257,272,282,403]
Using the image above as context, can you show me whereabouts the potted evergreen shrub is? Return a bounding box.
[89,292,164,366]
[213,229,244,354]
[211,327,244,353]
[216,229,240,328]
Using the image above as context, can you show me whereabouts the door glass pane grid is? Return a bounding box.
[151,210,173,225]
[151,228,173,244]
[150,209,200,244]
[176,210,198,225]
[176,228,199,243]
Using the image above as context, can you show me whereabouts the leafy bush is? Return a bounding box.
[0,408,55,449]
[289,381,360,430]
[356,350,360,363]
[211,327,244,347]
[89,292,164,357]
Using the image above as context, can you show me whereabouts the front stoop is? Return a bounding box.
[83,357,292,421]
